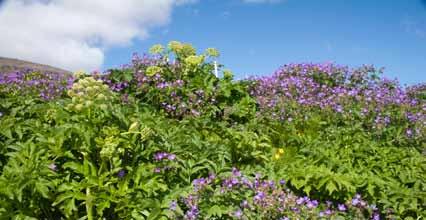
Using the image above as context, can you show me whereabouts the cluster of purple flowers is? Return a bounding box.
[182,195,199,220]
[153,151,176,173]
[153,152,176,161]
[172,168,386,219]
[192,173,215,191]
[0,69,74,99]
[249,63,425,139]
[96,53,218,118]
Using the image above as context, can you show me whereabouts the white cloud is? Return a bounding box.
[242,0,284,3]
[0,0,194,71]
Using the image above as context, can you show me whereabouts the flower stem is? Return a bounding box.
[86,187,93,220]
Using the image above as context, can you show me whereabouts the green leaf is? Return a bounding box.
[35,181,50,198]
[63,162,85,175]
[326,181,337,194]
[206,205,227,218]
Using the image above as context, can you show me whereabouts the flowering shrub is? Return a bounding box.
[170,169,383,219]
[0,69,74,99]
[97,41,255,121]
[0,42,424,219]
[249,63,424,141]
[66,76,115,112]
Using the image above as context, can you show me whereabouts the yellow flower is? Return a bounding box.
[99,104,108,110]
[181,44,196,56]
[274,153,281,160]
[128,122,140,132]
[184,55,204,66]
[149,44,164,54]
[205,48,220,57]
[278,148,284,154]
[75,104,83,111]
[168,41,183,52]
[74,70,86,79]
[146,66,162,76]
[223,69,233,80]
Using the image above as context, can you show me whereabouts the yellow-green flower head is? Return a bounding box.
[128,121,140,132]
[223,69,234,79]
[274,153,281,160]
[67,90,75,97]
[181,43,196,56]
[206,48,220,58]
[168,41,183,52]
[75,103,83,111]
[74,70,86,79]
[92,85,100,92]
[149,44,164,55]
[146,66,162,76]
[99,104,108,110]
[67,76,114,112]
[185,55,204,66]
[85,100,93,107]
[72,83,83,91]
[97,93,106,100]
[85,86,94,93]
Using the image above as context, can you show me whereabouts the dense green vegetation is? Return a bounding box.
[0,42,424,219]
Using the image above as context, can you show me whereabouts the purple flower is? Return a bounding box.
[208,173,216,181]
[154,167,162,173]
[335,105,343,113]
[117,169,126,178]
[291,207,300,213]
[306,200,318,209]
[233,209,243,219]
[240,200,249,208]
[232,167,242,177]
[254,191,265,201]
[48,163,57,171]
[406,129,413,137]
[372,212,380,220]
[193,178,207,191]
[167,153,176,160]
[184,206,199,220]
[296,197,305,205]
[337,204,347,211]
[154,152,176,161]
[352,194,361,206]
[169,200,177,211]
[154,152,167,161]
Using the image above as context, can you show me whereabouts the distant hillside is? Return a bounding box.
[0,57,71,74]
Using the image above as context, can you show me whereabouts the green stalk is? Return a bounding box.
[86,187,93,220]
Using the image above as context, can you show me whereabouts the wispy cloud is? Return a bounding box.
[0,0,195,71]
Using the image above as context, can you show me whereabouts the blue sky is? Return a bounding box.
[103,0,426,85]
[0,0,424,85]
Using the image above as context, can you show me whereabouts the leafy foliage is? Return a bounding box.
[0,41,424,219]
